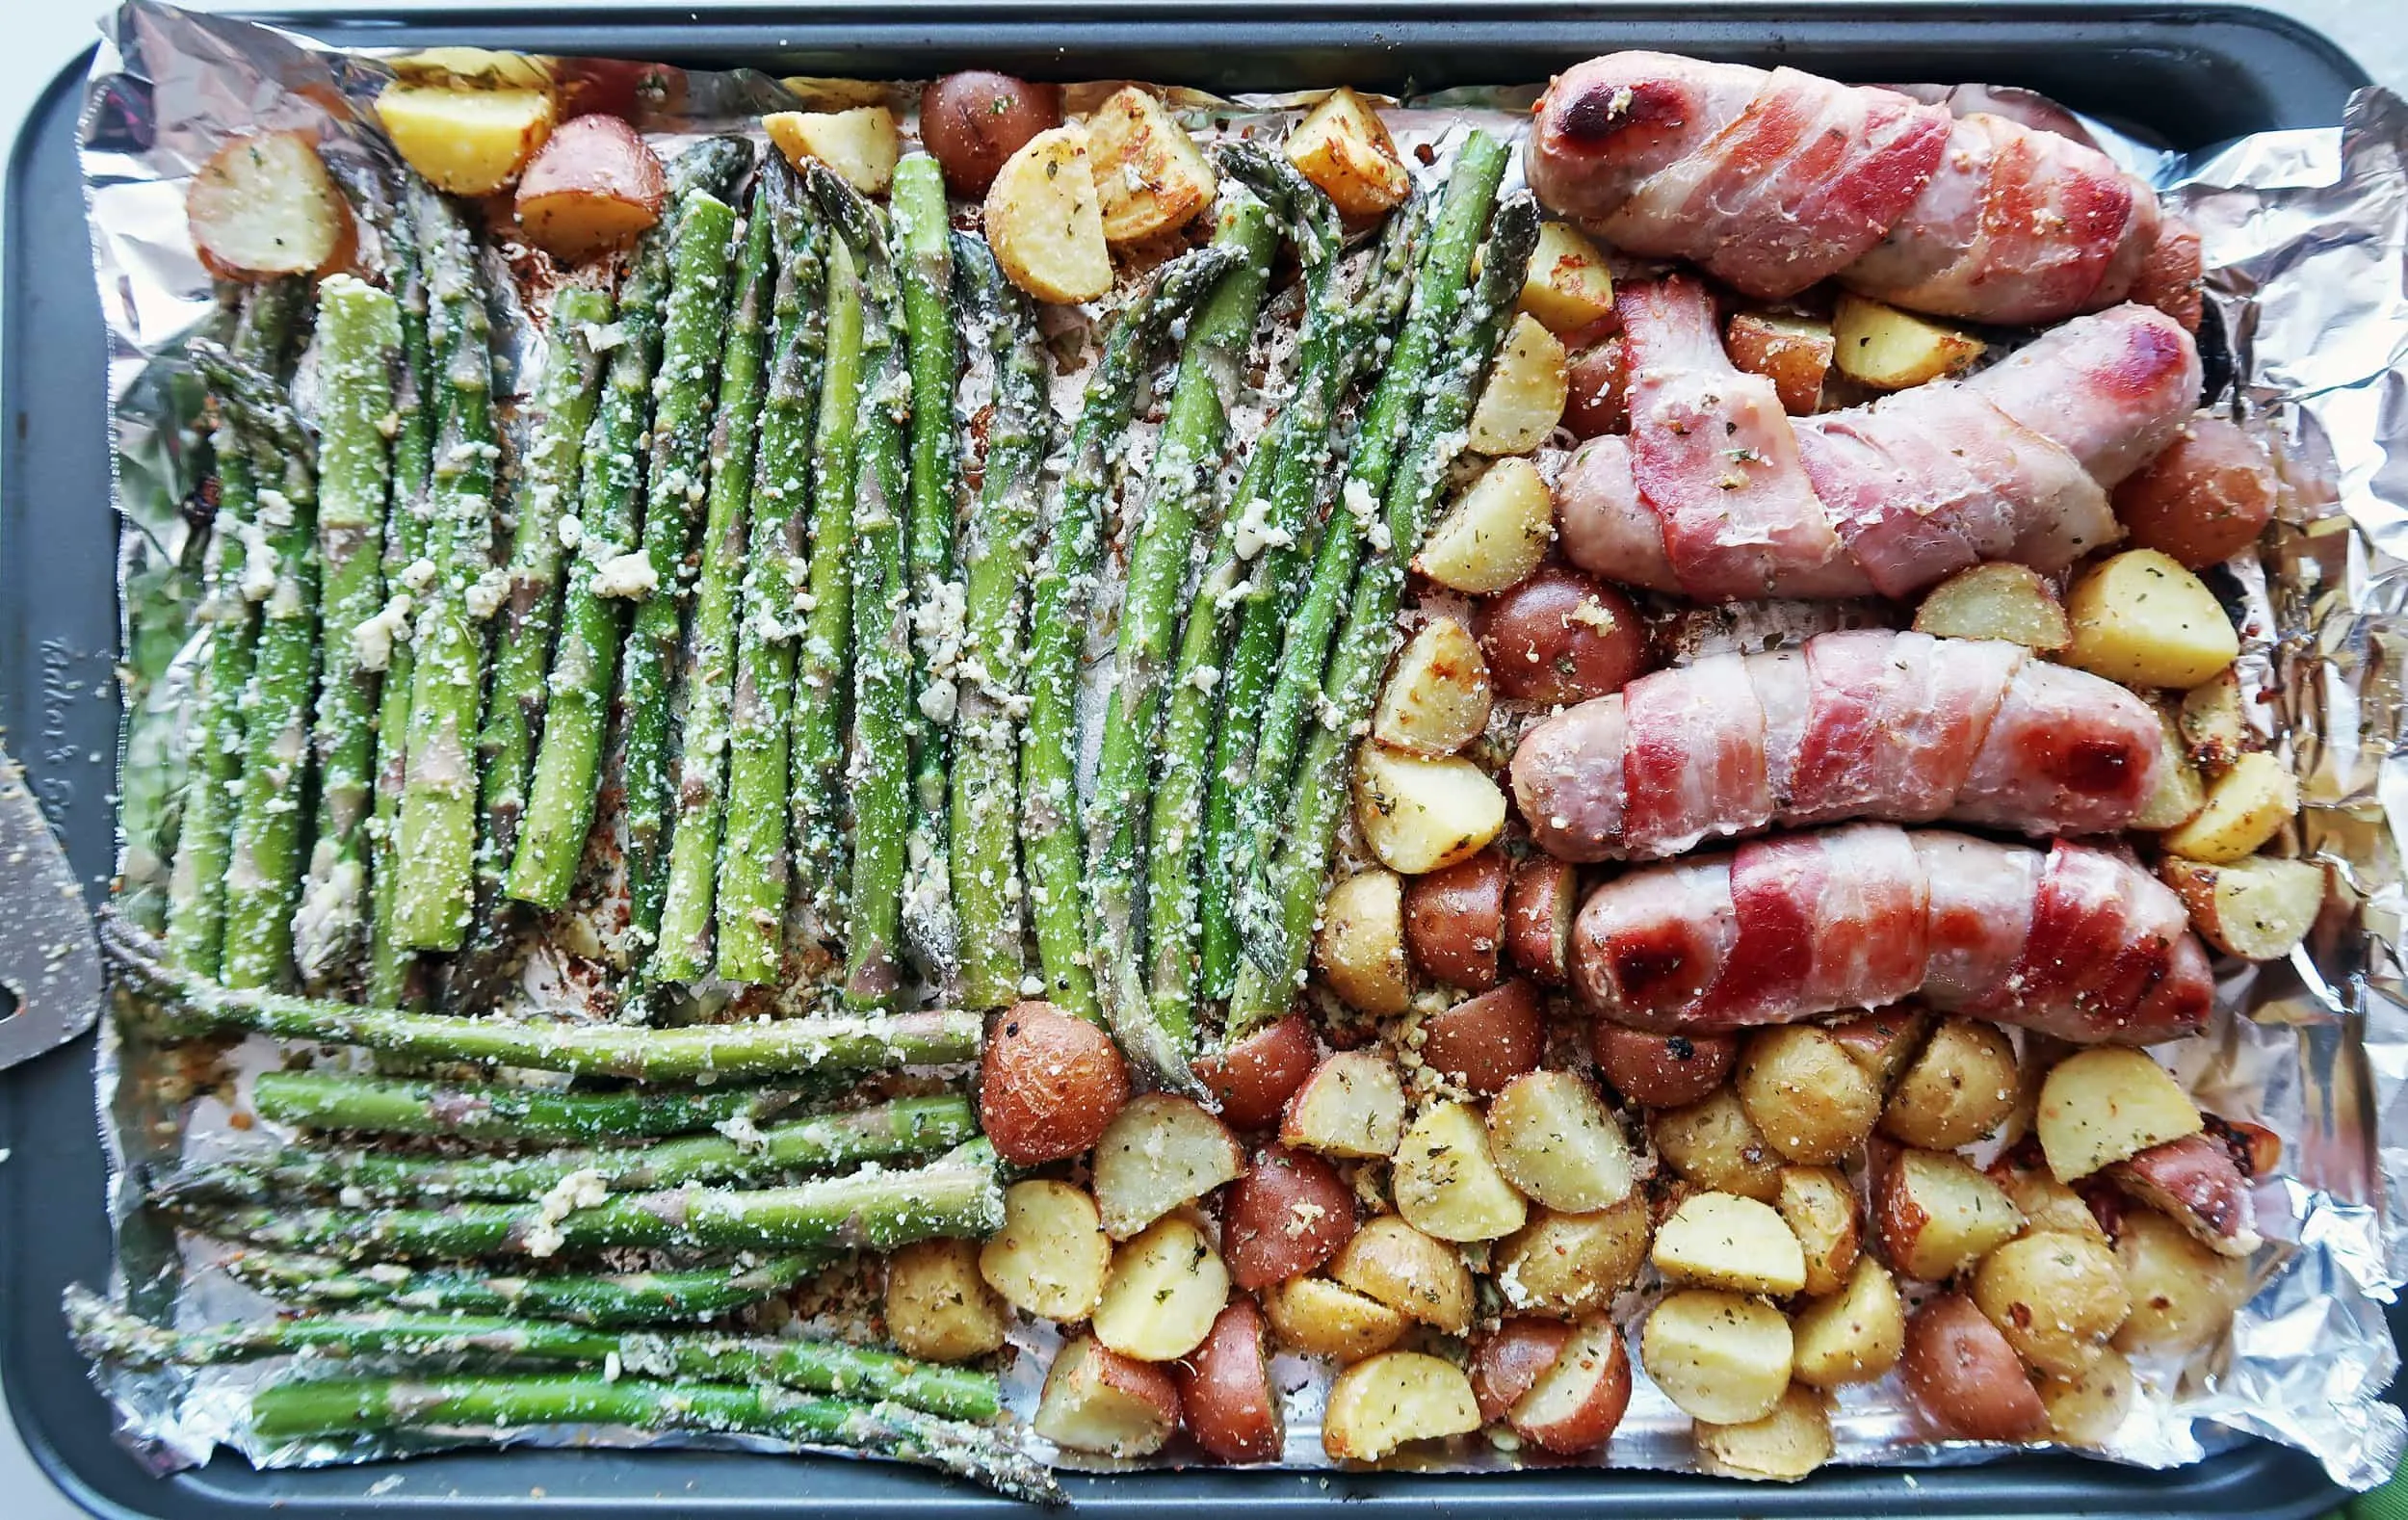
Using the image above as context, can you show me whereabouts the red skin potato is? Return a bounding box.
[1193,1015,1319,1133]
[1505,854,1580,984]
[1473,1316,1571,1422]
[1402,848,1509,992]
[2112,416,2277,570]
[1420,981,1546,1097]
[1510,1320,1633,1454]
[920,71,1066,197]
[1591,1023,1736,1109]
[1474,566,1651,707]
[1901,1294,2048,1441]
[1564,333,1630,438]
[978,1001,1131,1166]
[1221,1143,1358,1291]
[1176,1298,1283,1463]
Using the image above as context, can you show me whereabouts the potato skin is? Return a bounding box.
[1475,566,1650,706]
[1194,1015,1320,1133]
[1472,1316,1570,1421]
[1972,1230,2131,1376]
[1737,1025,1882,1165]
[1594,1024,1736,1109]
[1175,1299,1282,1464]
[919,71,1063,197]
[1563,333,1629,438]
[979,1001,1131,1165]
[1881,1018,2019,1151]
[1493,1196,1653,1318]
[2112,416,2278,570]
[1901,1294,2048,1442]
[1402,847,1508,992]
[2113,1207,2252,1356]
[512,114,666,261]
[1505,854,1579,984]
[1418,981,1545,1097]
[1222,1143,1357,1290]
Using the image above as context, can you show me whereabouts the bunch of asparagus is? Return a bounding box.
[112,116,1534,1497]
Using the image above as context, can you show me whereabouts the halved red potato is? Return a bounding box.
[188,132,353,280]
[1593,1024,1735,1109]
[978,1001,1130,1166]
[1508,1314,1633,1454]
[1035,1334,1182,1456]
[1474,566,1650,707]
[1175,1299,1282,1464]
[1900,1294,2047,1442]
[2112,415,2279,570]
[1091,1093,1245,1241]
[1194,1015,1319,1132]
[514,114,667,261]
[918,71,1063,197]
[1221,1142,1357,1290]
[1417,981,1545,1097]
[1402,847,1508,992]
[1505,854,1579,984]
[1473,1316,1571,1421]
[1563,334,1629,438]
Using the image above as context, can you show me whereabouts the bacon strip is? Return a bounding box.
[1568,825,2212,1044]
[1513,629,2162,861]
[1530,51,2202,328]
[1557,279,2192,600]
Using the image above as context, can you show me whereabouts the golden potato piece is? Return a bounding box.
[2035,1048,2203,1182]
[1972,1230,2132,1377]
[1091,1214,1230,1362]
[982,125,1112,304]
[1652,1191,1807,1296]
[1372,616,1493,757]
[376,82,556,197]
[1831,292,1984,389]
[1641,1289,1793,1425]
[1880,1017,2018,1151]
[1737,1025,1881,1165]
[2064,549,2241,691]
[884,1238,1008,1363]
[1328,1215,1477,1335]
[1911,563,2072,652]
[1315,869,1414,1016]
[2160,852,2324,961]
[1694,1383,1834,1482]
[1791,1255,1906,1389]
[1775,1166,1861,1298]
[1653,1087,1784,1202]
[1466,313,1570,456]
[2180,668,2255,773]
[2131,700,2208,832]
[1322,1350,1481,1461]
[1086,87,1216,245]
[1353,745,1507,876]
[1284,87,1411,218]
[1416,456,1555,594]
[1090,1093,1244,1241]
[1485,1070,1636,1214]
[2159,750,2297,865]
[2042,1347,2136,1447]
[1521,222,1616,335]
[980,1178,1112,1323]
[1393,1100,1528,1243]
[2112,1209,2252,1356]
[1493,1197,1652,1318]
[1034,1335,1181,1457]
[1262,1273,1410,1362]
[762,106,901,194]
[187,132,353,279]
[1724,312,1835,416]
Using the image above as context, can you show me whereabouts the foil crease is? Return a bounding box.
[72,0,2408,1496]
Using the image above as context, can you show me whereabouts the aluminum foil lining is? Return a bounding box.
[74,0,2408,1494]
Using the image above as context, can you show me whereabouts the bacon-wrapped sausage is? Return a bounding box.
[1513,629,2162,860]
[1528,52,2202,329]
[1568,824,2212,1045]
[1557,278,2198,601]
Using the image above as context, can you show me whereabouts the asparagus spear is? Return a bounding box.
[619,138,752,953]
[1086,188,1278,1086]
[102,910,981,1080]
[506,178,678,911]
[367,181,439,1004]
[67,1288,999,1423]
[652,183,778,983]
[165,280,305,976]
[179,1141,1005,1262]
[284,275,402,985]
[196,331,322,990]
[1227,192,1539,1036]
[246,1373,1060,1503]
[947,236,1049,1010]
[890,154,962,982]
[221,1248,822,1325]
[464,282,614,959]
[156,1093,978,1205]
[391,183,500,953]
[1199,188,1426,999]
[245,1068,813,1142]
[786,233,868,930]
[813,169,913,1011]
[716,158,826,983]
[1018,243,1243,1022]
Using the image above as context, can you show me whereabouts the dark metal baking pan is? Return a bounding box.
[0,5,2377,1516]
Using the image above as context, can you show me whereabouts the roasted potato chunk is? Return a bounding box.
[1328,1215,1477,1335]
[1221,1142,1356,1291]
[1505,854,1581,985]
[884,1238,1008,1363]
[2041,1346,2136,1447]
[2112,1208,2253,1356]
[1652,1087,1784,1201]
[982,125,1112,304]
[1316,869,1414,1016]
[1724,311,1835,416]
[1875,1148,2024,1281]
[763,105,900,194]
[1831,292,1985,389]
[2180,668,2255,773]
[376,82,556,197]
[1911,563,2073,653]
[1281,1048,1408,1160]
[1283,87,1411,218]
[1322,1350,1482,1461]
[1400,847,1508,994]
[1416,981,1545,1097]
[1791,1255,1906,1389]
[979,1001,1130,1166]
[187,131,353,279]
[1416,456,1555,593]
[1972,1230,2132,1376]
[1641,1289,1794,1425]
[1901,1293,2047,1442]
[2113,415,2279,570]
[1737,1025,1881,1165]
[1521,222,1617,334]
[1475,564,1650,707]
[1261,1273,1410,1362]
[514,115,667,262]
[1493,1196,1653,1318]
[2035,1048,2203,1182]
[1776,1166,1862,1298]
[1353,745,1508,875]
[1880,1017,2019,1150]
[980,1178,1112,1323]
[1373,616,1493,757]
[1035,1335,1180,1456]
[1394,1100,1528,1242]
[1824,1008,1933,1091]
[1653,1191,1808,1296]
[1194,1015,1319,1133]
[2064,549,2241,691]
[1086,87,1215,245]
[1091,1213,1230,1362]
[917,71,1063,197]
[1091,1093,1245,1240]
[1596,1025,1738,1109]
[1507,1314,1633,1454]
[2132,699,2209,831]
[2160,853,2323,961]
[2159,750,2297,864]
[1175,1299,1283,1464]
[1695,1383,1835,1482]
[1485,1069,1636,1214]
[1465,314,1570,457]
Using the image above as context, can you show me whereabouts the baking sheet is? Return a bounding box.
[71,0,2408,1493]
